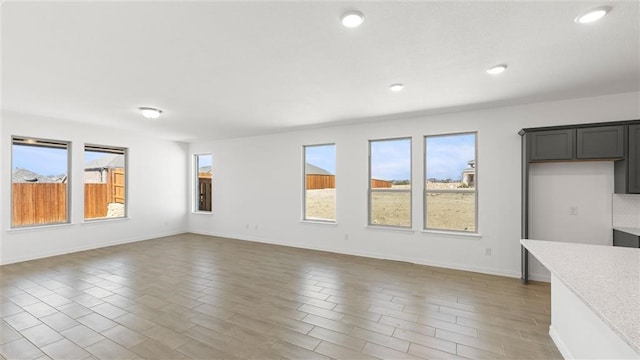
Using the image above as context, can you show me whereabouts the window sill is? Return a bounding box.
[192,211,213,215]
[300,220,337,226]
[7,222,73,232]
[82,217,130,225]
[421,229,482,238]
[365,225,415,233]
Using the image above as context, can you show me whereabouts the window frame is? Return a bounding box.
[423,131,478,233]
[11,136,71,228]
[83,144,128,221]
[368,137,412,229]
[194,153,213,213]
[302,143,336,223]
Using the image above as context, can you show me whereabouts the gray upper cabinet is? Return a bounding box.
[529,129,574,161]
[629,124,640,193]
[576,126,624,159]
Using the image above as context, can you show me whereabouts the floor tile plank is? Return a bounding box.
[0,234,561,360]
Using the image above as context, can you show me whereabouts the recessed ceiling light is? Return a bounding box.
[575,7,611,24]
[138,107,163,119]
[389,83,404,92]
[486,64,507,75]
[341,11,365,28]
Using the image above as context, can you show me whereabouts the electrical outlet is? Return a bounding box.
[570,206,578,215]
[485,248,492,256]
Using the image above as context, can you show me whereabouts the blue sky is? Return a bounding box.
[305,144,336,174]
[304,134,475,181]
[13,145,68,176]
[14,135,474,180]
[197,154,213,168]
[371,138,411,181]
[426,133,475,181]
[85,151,106,163]
[12,145,128,177]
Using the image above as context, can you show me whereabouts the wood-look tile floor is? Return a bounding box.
[0,233,561,359]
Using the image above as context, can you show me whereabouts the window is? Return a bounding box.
[195,154,212,212]
[303,144,336,222]
[424,132,477,232]
[369,138,411,227]
[84,145,127,220]
[12,137,70,227]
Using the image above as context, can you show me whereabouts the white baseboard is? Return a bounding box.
[549,325,571,359]
[189,230,524,280]
[528,272,551,283]
[1,230,185,265]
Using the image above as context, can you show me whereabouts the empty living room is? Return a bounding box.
[1,1,639,359]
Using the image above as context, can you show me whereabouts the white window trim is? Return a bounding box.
[302,143,336,223]
[423,131,478,234]
[368,137,412,229]
[194,153,213,214]
[11,136,71,228]
[84,144,128,221]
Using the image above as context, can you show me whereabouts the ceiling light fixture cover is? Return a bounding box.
[341,11,365,28]
[575,6,611,24]
[486,64,508,75]
[138,107,163,119]
[389,83,404,92]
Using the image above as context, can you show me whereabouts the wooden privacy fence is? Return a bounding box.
[84,183,109,219]
[12,183,67,226]
[110,168,125,204]
[371,179,393,188]
[306,175,392,190]
[86,168,125,219]
[198,177,212,211]
[13,168,126,225]
[197,172,213,211]
[306,174,335,190]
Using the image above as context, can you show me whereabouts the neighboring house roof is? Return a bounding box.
[199,165,212,174]
[12,168,60,183]
[85,154,124,170]
[305,163,333,175]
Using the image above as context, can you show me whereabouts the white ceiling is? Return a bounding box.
[2,1,639,142]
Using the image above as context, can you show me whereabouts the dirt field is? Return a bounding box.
[425,192,475,231]
[306,184,475,231]
[305,189,336,221]
[370,190,411,226]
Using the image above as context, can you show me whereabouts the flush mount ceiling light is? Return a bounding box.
[575,6,611,24]
[486,64,508,75]
[341,10,365,28]
[389,83,404,92]
[138,107,162,119]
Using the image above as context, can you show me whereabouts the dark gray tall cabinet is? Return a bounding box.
[616,124,640,194]
[519,120,639,284]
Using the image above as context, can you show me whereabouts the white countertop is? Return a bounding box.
[521,239,640,354]
[615,227,640,237]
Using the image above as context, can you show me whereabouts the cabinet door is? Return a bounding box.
[629,124,640,193]
[577,126,624,159]
[529,129,575,161]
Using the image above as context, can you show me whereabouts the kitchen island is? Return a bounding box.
[520,239,639,359]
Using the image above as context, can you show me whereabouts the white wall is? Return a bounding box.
[529,162,615,279]
[188,92,640,279]
[1,111,189,264]
[613,194,640,228]
[0,117,3,263]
